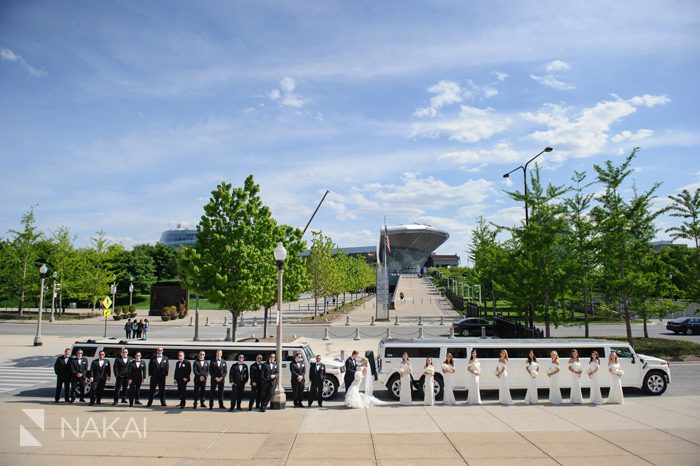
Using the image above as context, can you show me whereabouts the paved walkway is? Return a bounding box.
[0,395,698,465]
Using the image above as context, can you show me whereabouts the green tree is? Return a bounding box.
[150,242,180,283]
[306,231,337,316]
[469,217,507,315]
[6,206,43,316]
[114,245,156,295]
[665,188,700,301]
[78,230,121,312]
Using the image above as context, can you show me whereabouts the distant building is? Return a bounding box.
[159,225,197,247]
[430,253,460,268]
[651,240,686,252]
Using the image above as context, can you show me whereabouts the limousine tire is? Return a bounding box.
[416,375,444,400]
[322,375,339,400]
[387,374,401,400]
[642,370,668,396]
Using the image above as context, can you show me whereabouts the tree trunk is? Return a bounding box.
[230,310,238,341]
[314,296,318,318]
[544,294,551,338]
[643,315,649,338]
[263,306,269,338]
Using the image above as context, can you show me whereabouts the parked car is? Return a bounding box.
[452,317,494,336]
[666,317,700,335]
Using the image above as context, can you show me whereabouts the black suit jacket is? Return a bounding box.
[249,362,263,386]
[128,360,146,382]
[344,357,357,385]
[309,362,326,383]
[174,360,191,382]
[89,359,111,382]
[54,355,72,379]
[290,361,306,381]
[113,356,131,377]
[229,362,249,386]
[193,359,210,379]
[209,359,227,379]
[261,361,278,384]
[148,356,169,379]
[70,357,89,378]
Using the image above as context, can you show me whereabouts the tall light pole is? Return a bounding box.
[271,241,287,410]
[128,276,134,307]
[193,293,200,341]
[502,147,553,226]
[50,271,57,322]
[33,264,48,346]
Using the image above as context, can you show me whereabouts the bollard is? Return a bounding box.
[418,316,423,326]
[252,317,258,327]
[394,316,399,326]
[370,316,375,326]
[448,326,455,339]
[223,316,228,326]
[188,316,193,327]
[481,325,486,339]
[440,316,445,326]
[345,316,350,326]
[205,316,210,326]
[417,327,425,339]
[251,333,256,339]
[323,327,331,340]
[293,334,298,339]
[354,328,361,341]
[225,328,232,341]
[385,328,391,339]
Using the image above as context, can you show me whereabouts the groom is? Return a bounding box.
[344,351,358,391]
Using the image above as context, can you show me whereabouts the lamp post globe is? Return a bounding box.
[271,240,287,410]
[34,264,48,346]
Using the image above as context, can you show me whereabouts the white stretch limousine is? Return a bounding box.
[377,338,671,399]
[70,339,344,399]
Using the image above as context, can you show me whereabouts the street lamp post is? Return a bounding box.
[33,264,48,346]
[193,293,200,341]
[271,241,287,410]
[50,271,57,322]
[129,276,134,308]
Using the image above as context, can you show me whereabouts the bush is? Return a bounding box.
[170,314,178,320]
[178,304,188,319]
[160,314,170,322]
[130,311,138,318]
[128,305,136,314]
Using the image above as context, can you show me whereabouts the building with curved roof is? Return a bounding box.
[159,225,197,247]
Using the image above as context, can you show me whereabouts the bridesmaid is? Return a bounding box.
[588,351,603,405]
[442,353,457,405]
[399,352,413,405]
[568,349,583,404]
[466,349,481,405]
[524,350,539,404]
[607,352,624,404]
[495,349,513,405]
[547,351,562,405]
[423,357,435,406]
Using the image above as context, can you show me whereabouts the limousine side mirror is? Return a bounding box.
[631,356,635,364]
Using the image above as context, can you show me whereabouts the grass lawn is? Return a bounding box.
[0,311,94,321]
[601,336,700,360]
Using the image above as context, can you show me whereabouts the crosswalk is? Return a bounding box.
[0,366,55,394]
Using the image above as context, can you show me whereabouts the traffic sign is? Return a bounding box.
[101,296,112,309]
[103,309,111,317]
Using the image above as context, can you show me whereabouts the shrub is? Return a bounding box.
[178,304,188,318]
[160,314,170,322]
[128,305,136,314]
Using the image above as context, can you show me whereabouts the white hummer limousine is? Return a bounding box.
[70,338,344,399]
[376,338,671,399]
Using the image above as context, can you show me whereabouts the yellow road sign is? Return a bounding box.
[103,309,111,317]
[102,296,112,309]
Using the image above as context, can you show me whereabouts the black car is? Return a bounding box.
[452,318,494,337]
[666,317,700,335]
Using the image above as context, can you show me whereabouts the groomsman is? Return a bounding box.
[147,347,169,407]
[112,348,131,405]
[70,349,89,402]
[248,354,264,411]
[290,352,306,407]
[53,348,72,403]
[89,350,111,405]
[127,352,146,406]
[209,349,227,410]
[260,353,278,412]
[228,353,249,412]
[174,351,191,409]
[308,354,326,407]
[193,351,209,409]
[344,351,358,391]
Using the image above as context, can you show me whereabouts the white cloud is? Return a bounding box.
[413,105,510,142]
[466,79,498,99]
[611,129,654,143]
[628,94,671,107]
[267,76,308,108]
[440,142,524,167]
[545,59,571,72]
[493,71,509,81]
[530,74,574,90]
[413,80,463,117]
[0,47,46,77]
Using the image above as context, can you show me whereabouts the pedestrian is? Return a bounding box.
[124,319,132,339]
[137,319,144,339]
[143,318,150,340]
[131,319,138,339]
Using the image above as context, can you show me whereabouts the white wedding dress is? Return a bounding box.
[399,362,412,405]
[345,369,384,408]
[524,361,539,404]
[497,361,513,405]
[607,363,624,404]
[548,362,562,405]
[467,361,481,405]
[589,361,603,405]
[569,361,583,404]
[423,366,435,406]
[442,364,457,405]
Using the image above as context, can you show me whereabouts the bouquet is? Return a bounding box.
[441,363,450,372]
[617,369,625,377]
[469,364,480,376]
[398,368,405,375]
[571,362,582,375]
[425,366,435,376]
[354,371,363,382]
[530,371,538,378]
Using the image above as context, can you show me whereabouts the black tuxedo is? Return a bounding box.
[261,360,278,410]
[228,362,249,410]
[147,355,169,406]
[174,359,191,407]
[290,360,306,406]
[127,359,146,405]
[70,357,89,401]
[53,355,72,402]
[89,358,111,404]
[308,362,326,406]
[248,362,263,410]
[193,359,209,405]
[344,357,357,391]
[113,356,131,403]
[209,359,228,408]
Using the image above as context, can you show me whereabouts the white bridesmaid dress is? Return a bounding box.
[423,366,435,406]
[467,361,481,405]
[497,361,513,405]
[607,363,624,404]
[442,364,457,405]
[524,361,539,404]
[588,361,603,405]
[399,362,413,405]
[569,361,583,404]
[548,362,562,404]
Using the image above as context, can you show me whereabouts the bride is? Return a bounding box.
[345,358,384,408]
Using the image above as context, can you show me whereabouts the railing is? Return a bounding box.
[493,316,543,338]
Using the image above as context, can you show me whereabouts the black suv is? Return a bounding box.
[666,317,700,335]
[452,318,494,336]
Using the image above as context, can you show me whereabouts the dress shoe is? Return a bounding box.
[161,403,167,407]
[209,406,213,410]
[89,401,95,406]
[228,407,235,412]
[135,401,142,405]
[112,401,118,406]
[121,399,127,403]
[79,398,85,402]
[248,406,252,411]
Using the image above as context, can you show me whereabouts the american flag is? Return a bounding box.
[384,226,391,254]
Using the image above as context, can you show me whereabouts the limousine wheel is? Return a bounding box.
[417,375,443,399]
[321,376,339,400]
[642,371,667,396]
[388,375,401,400]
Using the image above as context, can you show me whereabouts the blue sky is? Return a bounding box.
[1,0,699,256]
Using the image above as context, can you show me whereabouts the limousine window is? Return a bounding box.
[72,346,97,357]
[471,348,500,359]
[610,346,634,358]
[384,347,440,358]
[447,348,467,359]
[103,347,123,358]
